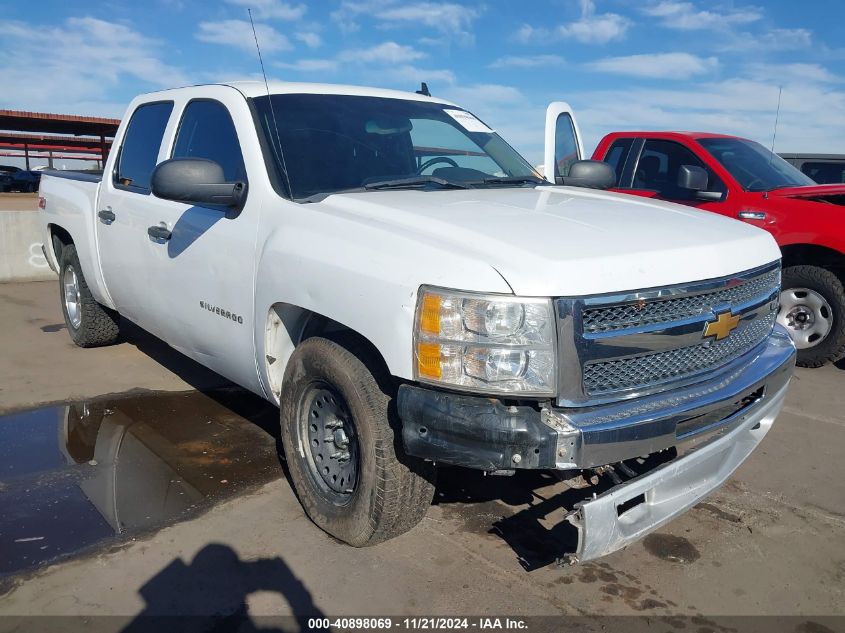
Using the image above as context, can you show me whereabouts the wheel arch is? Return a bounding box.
[781,243,845,277]
[262,302,393,405]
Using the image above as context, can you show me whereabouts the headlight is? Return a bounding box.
[413,286,557,396]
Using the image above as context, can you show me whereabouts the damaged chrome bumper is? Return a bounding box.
[567,377,789,562]
[399,326,795,474]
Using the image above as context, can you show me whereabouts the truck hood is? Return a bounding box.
[313,186,780,296]
[769,184,845,204]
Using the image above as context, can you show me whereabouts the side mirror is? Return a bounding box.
[558,160,616,190]
[677,164,724,201]
[677,164,708,191]
[151,158,247,210]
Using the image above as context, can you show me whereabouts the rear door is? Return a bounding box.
[96,100,174,326]
[544,102,585,183]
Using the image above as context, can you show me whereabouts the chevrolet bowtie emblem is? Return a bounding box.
[703,311,741,341]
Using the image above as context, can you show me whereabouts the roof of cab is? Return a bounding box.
[136,81,458,107]
[603,130,752,142]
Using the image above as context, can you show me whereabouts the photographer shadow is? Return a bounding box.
[122,543,324,633]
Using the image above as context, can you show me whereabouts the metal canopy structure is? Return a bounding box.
[0,110,120,169]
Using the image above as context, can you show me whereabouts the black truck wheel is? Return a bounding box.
[778,265,845,367]
[279,335,435,546]
[59,243,121,347]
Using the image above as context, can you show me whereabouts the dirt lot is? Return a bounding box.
[0,280,844,631]
[0,192,37,212]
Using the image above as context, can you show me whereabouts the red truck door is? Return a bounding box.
[602,137,733,216]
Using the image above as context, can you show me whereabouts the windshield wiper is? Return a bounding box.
[473,175,546,186]
[364,176,471,190]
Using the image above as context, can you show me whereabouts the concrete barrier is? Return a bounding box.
[1,209,56,282]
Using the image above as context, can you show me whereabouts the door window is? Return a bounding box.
[172,100,246,182]
[554,113,579,178]
[632,139,726,200]
[410,118,503,176]
[114,102,173,193]
[603,138,633,185]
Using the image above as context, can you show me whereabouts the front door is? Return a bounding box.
[615,138,729,212]
[142,89,262,391]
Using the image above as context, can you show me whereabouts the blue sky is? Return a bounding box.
[1,0,843,165]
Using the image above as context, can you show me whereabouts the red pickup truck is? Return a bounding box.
[589,132,845,367]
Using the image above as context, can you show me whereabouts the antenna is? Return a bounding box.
[769,85,782,164]
[248,8,292,195]
[415,82,431,97]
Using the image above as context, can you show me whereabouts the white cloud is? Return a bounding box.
[196,20,292,53]
[294,31,322,48]
[721,27,812,52]
[377,3,480,34]
[0,17,188,113]
[445,84,526,105]
[332,1,480,41]
[489,55,565,69]
[559,0,631,44]
[588,52,719,79]
[372,65,457,87]
[514,1,629,45]
[340,41,426,64]
[569,77,845,155]
[642,1,762,30]
[224,0,306,21]
[275,59,339,72]
[743,63,841,84]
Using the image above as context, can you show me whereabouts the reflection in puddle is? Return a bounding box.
[0,389,281,576]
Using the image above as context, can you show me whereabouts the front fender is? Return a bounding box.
[253,211,511,395]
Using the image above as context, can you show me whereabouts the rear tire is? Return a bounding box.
[59,243,120,347]
[778,265,845,368]
[279,335,435,546]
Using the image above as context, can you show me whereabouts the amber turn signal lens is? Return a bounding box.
[419,293,441,335]
[416,342,442,379]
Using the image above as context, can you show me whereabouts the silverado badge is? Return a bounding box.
[703,311,740,341]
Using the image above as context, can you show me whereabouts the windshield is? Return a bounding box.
[698,137,815,192]
[252,94,539,200]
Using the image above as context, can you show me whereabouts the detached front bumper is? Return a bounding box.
[398,326,795,561]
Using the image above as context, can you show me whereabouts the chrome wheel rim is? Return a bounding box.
[777,287,833,349]
[299,384,359,504]
[63,265,82,330]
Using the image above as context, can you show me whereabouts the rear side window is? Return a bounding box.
[801,161,845,184]
[603,138,633,185]
[172,100,246,182]
[115,102,173,193]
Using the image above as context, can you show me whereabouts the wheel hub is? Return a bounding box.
[302,386,358,497]
[777,287,833,349]
[63,265,82,330]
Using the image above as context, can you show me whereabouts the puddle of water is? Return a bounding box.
[0,389,281,577]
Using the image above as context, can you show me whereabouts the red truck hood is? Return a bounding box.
[769,184,845,202]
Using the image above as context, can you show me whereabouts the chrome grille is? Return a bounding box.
[582,268,780,333]
[583,312,776,395]
[556,261,782,406]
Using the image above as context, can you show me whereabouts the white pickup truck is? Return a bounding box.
[38,81,795,562]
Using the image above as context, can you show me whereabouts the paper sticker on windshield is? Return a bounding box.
[444,109,494,134]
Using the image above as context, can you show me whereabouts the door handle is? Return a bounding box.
[147,225,172,242]
[738,211,766,220]
[98,209,115,224]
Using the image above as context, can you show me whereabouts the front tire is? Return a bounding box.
[778,265,845,367]
[279,336,435,546]
[59,243,121,347]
